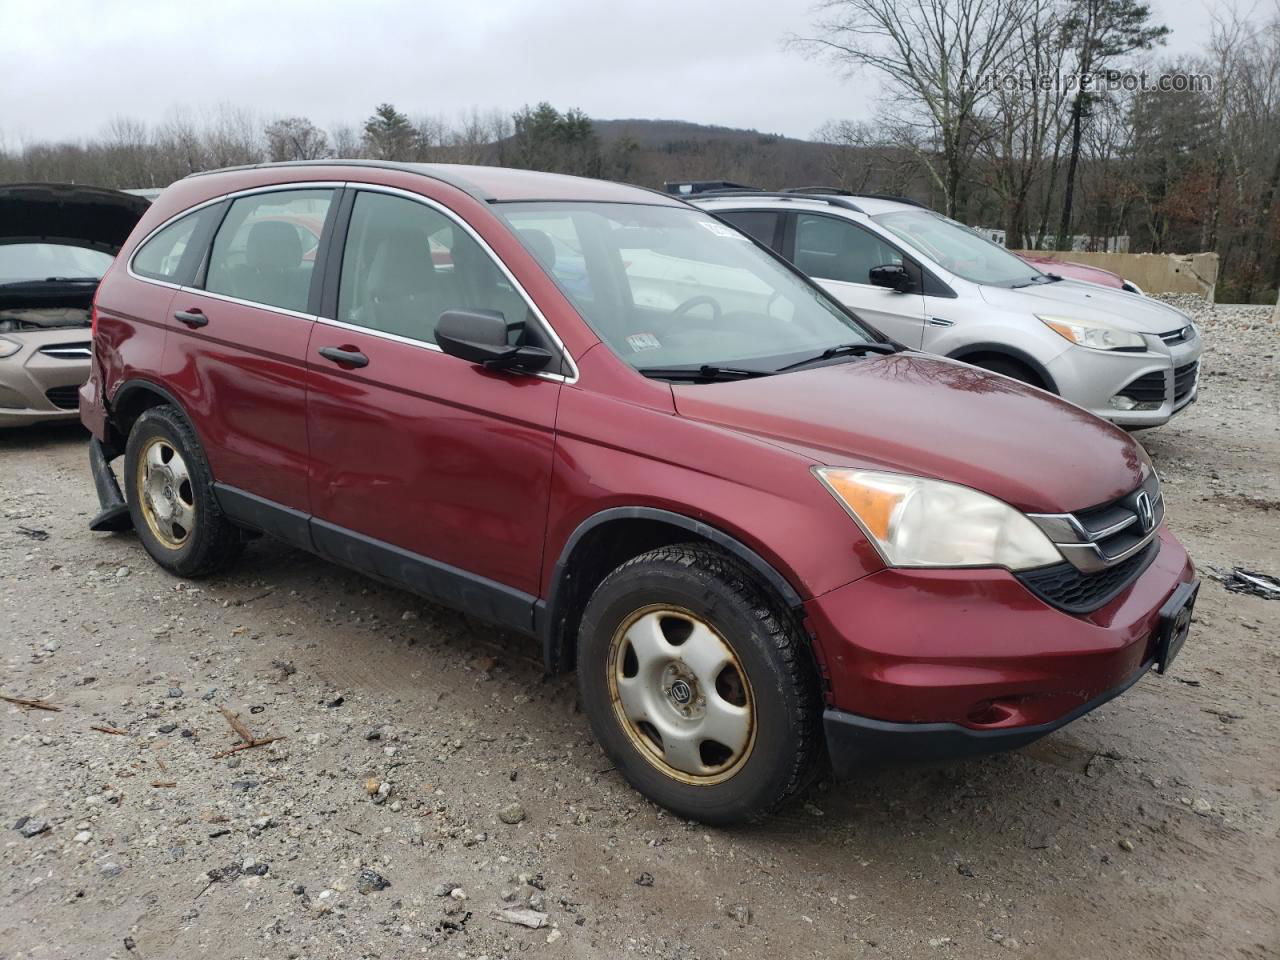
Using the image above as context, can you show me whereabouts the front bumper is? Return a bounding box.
[807,527,1195,776]
[824,659,1154,769]
[0,330,91,428]
[1046,334,1202,427]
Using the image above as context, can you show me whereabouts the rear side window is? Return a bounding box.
[716,210,780,250]
[132,208,216,283]
[204,189,333,313]
[794,214,901,285]
[337,191,537,345]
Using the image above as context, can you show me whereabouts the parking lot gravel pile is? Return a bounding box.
[1,305,1276,959]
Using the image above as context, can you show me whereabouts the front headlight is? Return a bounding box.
[814,468,1062,570]
[0,336,22,359]
[1038,315,1146,351]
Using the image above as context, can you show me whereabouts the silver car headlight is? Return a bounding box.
[814,468,1062,570]
[0,336,22,359]
[1038,315,1146,351]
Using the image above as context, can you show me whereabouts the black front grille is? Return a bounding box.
[45,386,80,410]
[1173,361,1198,403]
[1117,370,1166,404]
[1158,326,1194,345]
[1018,541,1159,615]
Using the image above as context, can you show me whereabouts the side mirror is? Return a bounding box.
[868,263,914,293]
[436,310,553,373]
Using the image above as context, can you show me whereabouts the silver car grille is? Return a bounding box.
[38,342,93,360]
[1158,325,1195,345]
[1027,473,1164,574]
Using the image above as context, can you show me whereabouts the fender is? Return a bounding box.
[536,506,806,674]
[946,342,1060,394]
[105,377,201,458]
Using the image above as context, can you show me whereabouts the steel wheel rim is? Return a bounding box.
[607,604,756,786]
[136,437,195,550]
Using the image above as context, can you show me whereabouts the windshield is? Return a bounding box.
[0,243,114,284]
[874,210,1042,287]
[496,202,873,373]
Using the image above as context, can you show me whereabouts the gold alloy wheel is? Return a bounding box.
[607,604,756,785]
[135,436,196,550]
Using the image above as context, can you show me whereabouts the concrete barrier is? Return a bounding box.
[1013,250,1219,299]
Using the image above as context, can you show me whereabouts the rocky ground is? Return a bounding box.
[1,303,1277,960]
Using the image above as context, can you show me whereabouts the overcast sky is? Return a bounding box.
[0,0,1239,146]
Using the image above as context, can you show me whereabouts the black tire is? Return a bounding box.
[577,543,821,824]
[124,404,243,577]
[966,354,1046,390]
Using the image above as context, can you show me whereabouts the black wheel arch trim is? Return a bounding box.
[946,342,1059,394]
[537,506,807,674]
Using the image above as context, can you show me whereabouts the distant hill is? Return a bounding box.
[590,117,844,191]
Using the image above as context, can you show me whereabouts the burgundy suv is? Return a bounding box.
[81,162,1198,823]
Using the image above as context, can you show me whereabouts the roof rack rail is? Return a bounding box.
[691,190,865,213]
[663,179,761,196]
[781,185,856,196]
[857,193,928,208]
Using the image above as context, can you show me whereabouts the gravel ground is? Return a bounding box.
[1,303,1277,960]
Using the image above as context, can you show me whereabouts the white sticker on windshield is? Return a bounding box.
[626,333,662,352]
[696,220,750,240]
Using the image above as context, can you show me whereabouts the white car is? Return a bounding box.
[691,191,1201,428]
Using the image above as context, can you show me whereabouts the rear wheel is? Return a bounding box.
[577,543,821,824]
[124,405,242,577]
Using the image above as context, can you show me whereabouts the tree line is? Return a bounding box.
[1,0,1276,302]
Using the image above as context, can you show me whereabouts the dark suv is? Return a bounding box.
[82,161,1198,823]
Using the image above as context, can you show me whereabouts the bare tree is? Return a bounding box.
[264,116,329,162]
[791,0,1035,216]
[1055,0,1168,245]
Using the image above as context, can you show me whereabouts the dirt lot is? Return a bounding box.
[2,303,1277,960]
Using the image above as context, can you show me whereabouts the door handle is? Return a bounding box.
[174,308,208,328]
[318,345,369,369]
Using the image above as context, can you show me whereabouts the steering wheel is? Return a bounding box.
[671,295,722,323]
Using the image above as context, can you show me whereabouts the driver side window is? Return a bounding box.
[337,191,534,345]
[793,214,901,286]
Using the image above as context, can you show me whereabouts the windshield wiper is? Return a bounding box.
[1011,273,1064,288]
[637,364,773,383]
[775,341,900,372]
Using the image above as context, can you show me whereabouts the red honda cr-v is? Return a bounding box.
[81,161,1198,823]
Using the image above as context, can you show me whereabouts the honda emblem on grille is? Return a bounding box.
[1135,491,1155,532]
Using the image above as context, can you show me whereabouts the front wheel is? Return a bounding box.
[577,543,821,824]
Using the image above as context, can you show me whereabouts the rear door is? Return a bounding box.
[303,187,563,625]
[784,212,927,348]
[163,185,338,517]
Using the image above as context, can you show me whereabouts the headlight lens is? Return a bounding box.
[0,336,22,359]
[814,468,1062,570]
[1038,315,1146,351]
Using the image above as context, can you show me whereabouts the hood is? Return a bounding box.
[673,353,1148,515]
[1016,254,1124,289]
[0,183,151,253]
[980,278,1189,334]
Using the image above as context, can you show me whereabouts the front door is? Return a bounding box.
[788,212,927,348]
[304,188,562,627]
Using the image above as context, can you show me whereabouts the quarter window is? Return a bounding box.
[204,189,332,313]
[716,210,780,250]
[132,208,216,283]
[337,191,537,346]
[793,214,902,285]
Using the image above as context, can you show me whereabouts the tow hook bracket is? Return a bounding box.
[88,437,133,532]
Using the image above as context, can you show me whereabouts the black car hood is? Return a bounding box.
[0,183,151,253]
